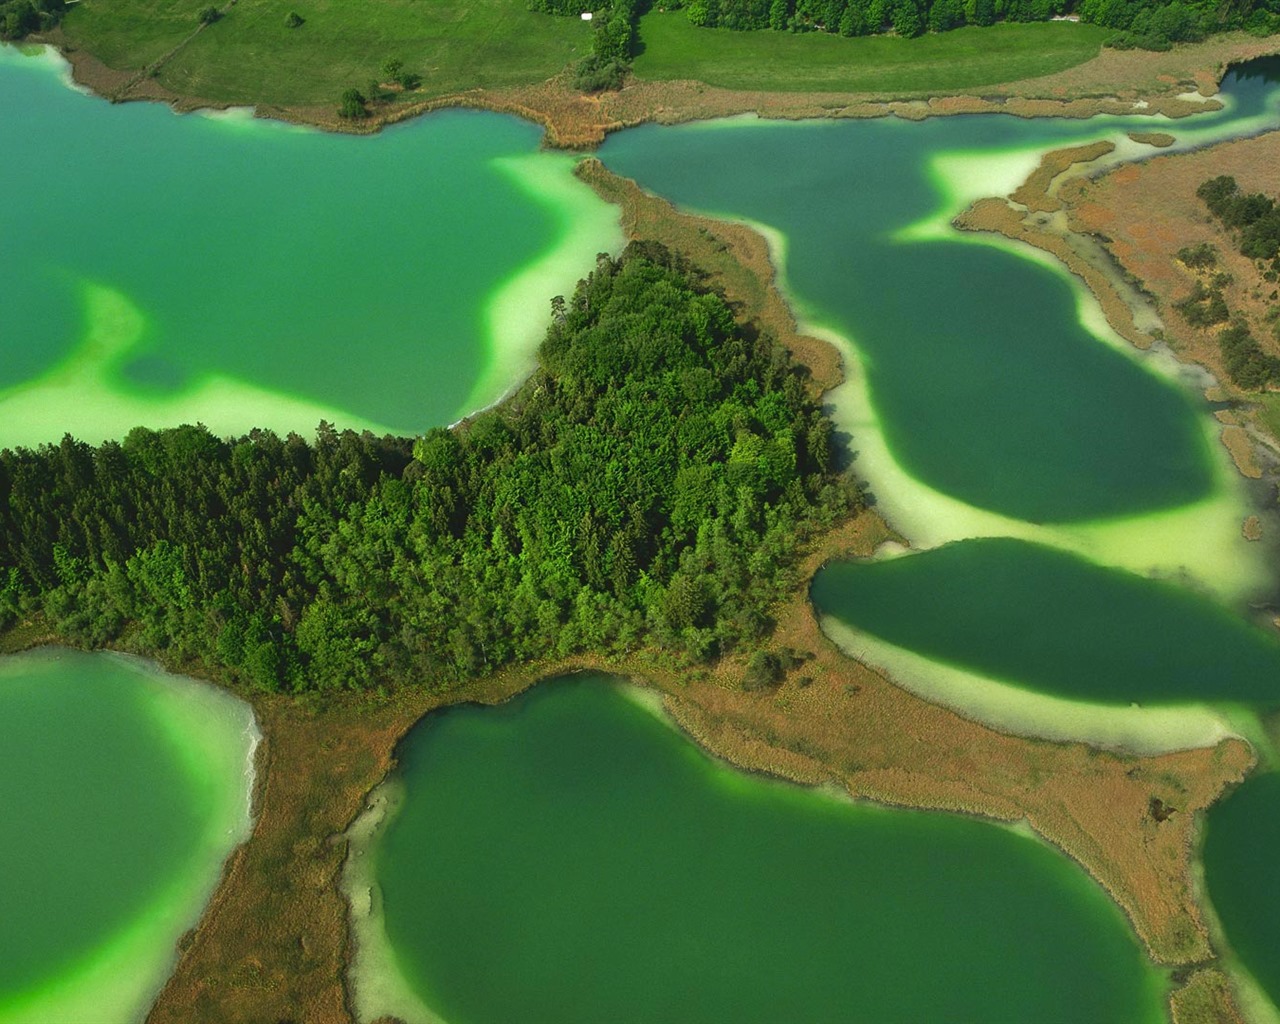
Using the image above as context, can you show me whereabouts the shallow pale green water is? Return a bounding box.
[0,46,620,446]
[0,648,256,1024]
[357,675,1167,1024]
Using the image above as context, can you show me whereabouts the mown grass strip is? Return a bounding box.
[633,13,1111,93]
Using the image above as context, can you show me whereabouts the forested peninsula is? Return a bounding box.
[0,243,858,694]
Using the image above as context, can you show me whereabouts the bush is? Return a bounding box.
[1176,243,1217,270]
[285,11,304,27]
[198,6,221,25]
[338,88,367,120]
[573,54,627,91]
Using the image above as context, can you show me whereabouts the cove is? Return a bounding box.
[811,537,1280,706]
[1203,770,1280,1017]
[596,71,1280,524]
[0,648,257,1024]
[0,46,621,447]
[351,675,1167,1024]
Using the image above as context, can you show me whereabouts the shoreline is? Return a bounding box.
[30,29,1280,149]
[953,131,1280,528]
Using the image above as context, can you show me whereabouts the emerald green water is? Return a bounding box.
[0,46,620,447]
[0,648,256,1024]
[358,675,1167,1024]
[811,538,1280,705]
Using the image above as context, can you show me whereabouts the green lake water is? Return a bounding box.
[1204,771,1280,1016]
[0,46,620,447]
[0,648,256,1024]
[354,675,1167,1024]
[810,537,1280,706]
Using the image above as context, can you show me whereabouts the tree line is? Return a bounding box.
[671,0,1278,48]
[527,0,644,90]
[0,0,64,41]
[0,244,860,695]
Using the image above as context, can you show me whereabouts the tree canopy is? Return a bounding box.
[0,244,859,694]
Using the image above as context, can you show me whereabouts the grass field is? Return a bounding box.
[633,13,1111,93]
[62,0,592,106]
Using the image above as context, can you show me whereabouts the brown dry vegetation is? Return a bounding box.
[1011,140,1116,213]
[1130,130,1178,147]
[119,159,1260,1024]
[1170,967,1248,1024]
[955,134,1280,493]
[50,27,1280,149]
[1060,131,1280,428]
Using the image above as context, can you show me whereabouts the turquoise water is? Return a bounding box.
[0,649,256,1024]
[600,114,1221,522]
[0,46,620,446]
[358,676,1168,1024]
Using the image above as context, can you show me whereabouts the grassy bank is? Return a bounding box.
[61,0,591,107]
[632,14,1110,93]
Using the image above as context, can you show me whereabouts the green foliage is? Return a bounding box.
[0,0,65,41]
[1219,319,1280,390]
[573,52,629,90]
[1175,280,1230,327]
[0,245,859,695]
[538,0,641,90]
[1177,242,1217,270]
[285,11,304,28]
[685,0,1269,44]
[633,13,1109,92]
[338,87,367,119]
[198,6,221,25]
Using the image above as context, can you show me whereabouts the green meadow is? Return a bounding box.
[62,0,593,105]
[632,14,1110,92]
[60,0,1109,108]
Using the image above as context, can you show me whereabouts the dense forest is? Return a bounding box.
[0,244,859,693]
[669,0,1278,49]
[0,0,63,40]
[1175,176,1280,389]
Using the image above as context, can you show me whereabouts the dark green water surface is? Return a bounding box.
[1203,771,1280,1012]
[811,537,1280,705]
[372,675,1167,1024]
